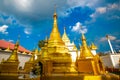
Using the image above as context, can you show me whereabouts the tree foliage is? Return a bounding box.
[38,40,45,48]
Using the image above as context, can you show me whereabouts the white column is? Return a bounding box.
[106,35,114,54]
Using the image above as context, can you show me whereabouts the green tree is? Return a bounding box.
[38,40,45,48]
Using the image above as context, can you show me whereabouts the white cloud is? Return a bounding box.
[116,40,120,43]
[108,3,119,10]
[24,27,31,34]
[88,7,106,19]
[115,45,120,49]
[3,0,67,17]
[107,35,116,40]
[96,7,107,14]
[0,25,8,34]
[71,22,87,34]
[8,39,14,43]
[100,37,106,42]
[87,3,120,24]
[100,35,116,42]
[4,0,33,12]
[67,0,99,8]
[108,15,120,20]
[0,14,18,25]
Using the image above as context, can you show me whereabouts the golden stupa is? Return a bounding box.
[76,33,105,75]
[38,10,72,74]
[0,38,20,79]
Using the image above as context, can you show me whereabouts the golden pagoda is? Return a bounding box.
[76,33,106,75]
[0,38,20,79]
[80,33,94,59]
[47,10,68,54]
[39,10,72,74]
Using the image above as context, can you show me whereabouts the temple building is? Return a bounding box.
[0,9,119,80]
[100,35,120,70]
[0,40,30,53]
[62,27,78,62]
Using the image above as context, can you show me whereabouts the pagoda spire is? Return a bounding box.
[48,6,64,47]
[80,33,94,58]
[73,44,78,51]
[7,36,20,62]
[5,43,11,52]
[90,43,97,50]
[62,27,70,43]
[29,52,35,62]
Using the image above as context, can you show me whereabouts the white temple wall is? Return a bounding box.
[0,50,31,68]
[100,54,120,69]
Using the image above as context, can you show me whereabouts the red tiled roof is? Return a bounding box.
[0,40,31,53]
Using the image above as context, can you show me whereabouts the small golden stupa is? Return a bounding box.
[76,33,105,75]
[0,38,20,79]
[5,43,11,52]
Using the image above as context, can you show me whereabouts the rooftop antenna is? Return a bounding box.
[106,35,115,54]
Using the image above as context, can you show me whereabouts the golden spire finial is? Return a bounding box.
[53,4,57,18]
[7,36,20,62]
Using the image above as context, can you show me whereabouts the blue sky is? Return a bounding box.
[0,0,120,52]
